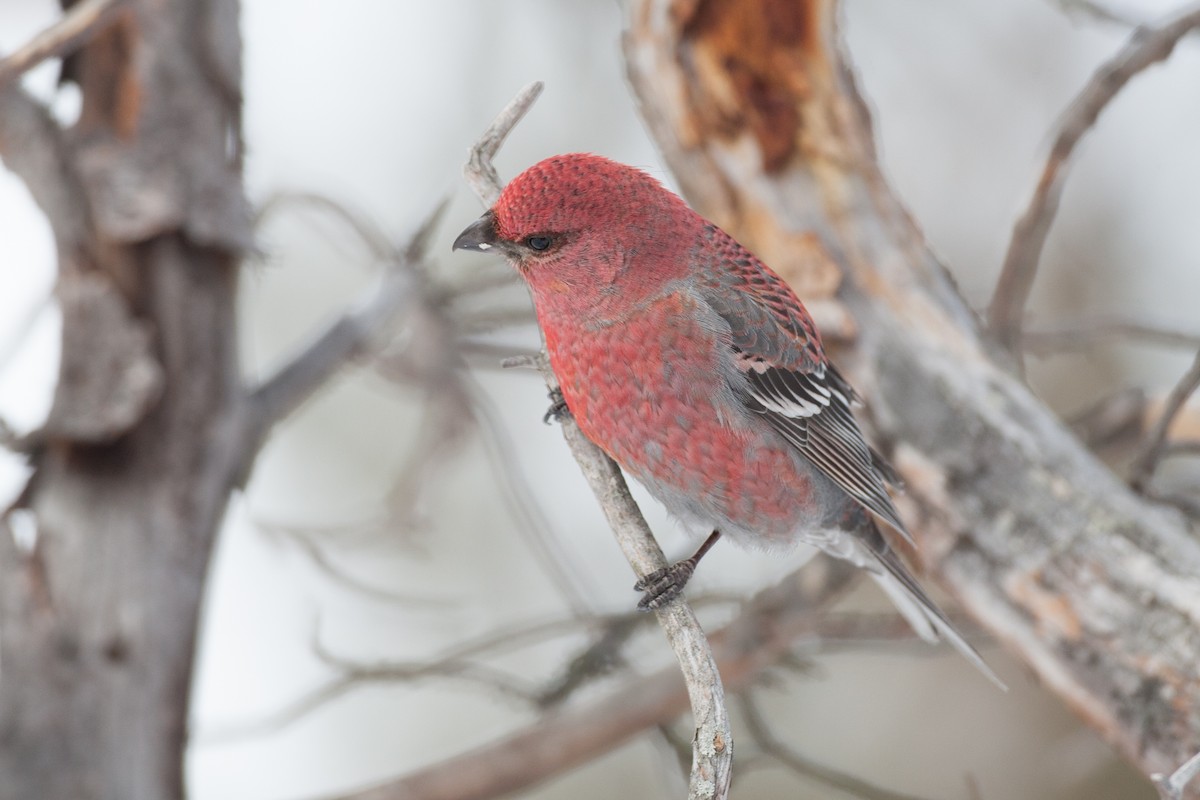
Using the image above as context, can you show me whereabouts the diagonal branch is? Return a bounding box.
[240,200,447,460]
[458,82,733,799]
[987,4,1200,357]
[0,0,129,89]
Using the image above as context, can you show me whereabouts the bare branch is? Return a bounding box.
[1050,0,1145,27]
[465,377,599,615]
[457,339,540,368]
[987,4,1200,355]
[255,191,395,261]
[1024,317,1200,355]
[256,521,454,608]
[460,84,733,797]
[0,0,128,88]
[464,82,544,207]
[324,557,856,800]
[1129,348,1200,490]
[242,200,448,455]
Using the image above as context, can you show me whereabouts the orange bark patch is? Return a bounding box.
[676,0,823,171]
[1006,570,1083,641]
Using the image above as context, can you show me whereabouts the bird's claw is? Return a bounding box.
[634,559,696,611]
[543,389,570,424]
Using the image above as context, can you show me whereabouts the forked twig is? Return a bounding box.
[458,82,733,799]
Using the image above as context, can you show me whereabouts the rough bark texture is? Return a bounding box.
[625,0,1200,790]
[0,1,247,798]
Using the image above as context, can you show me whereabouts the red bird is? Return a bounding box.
[454,153,1002,686]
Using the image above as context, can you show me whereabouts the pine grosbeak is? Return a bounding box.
[454,153,1001,686]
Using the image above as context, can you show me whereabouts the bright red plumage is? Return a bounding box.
[453,152,1003,687]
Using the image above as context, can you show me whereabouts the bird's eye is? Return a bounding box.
[526,236,552,251]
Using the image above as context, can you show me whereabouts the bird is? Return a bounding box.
[453,153,1003,687]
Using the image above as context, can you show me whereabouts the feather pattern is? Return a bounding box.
[695,225,912,544]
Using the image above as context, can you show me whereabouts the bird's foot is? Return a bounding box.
[634,558,697,611]
[543,388,571,424]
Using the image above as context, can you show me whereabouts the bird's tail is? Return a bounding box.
[858,527,1008,691]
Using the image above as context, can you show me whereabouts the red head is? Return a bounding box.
[453,154,703,320]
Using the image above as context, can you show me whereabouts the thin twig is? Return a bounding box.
[201,612,612,742]
[459,82,733,799]
[1024,317,1200,355]
[209,651,536,741]
[1129,348,1200,490]
[739,690,933,800]
[987,4,1200,357]
[242,199,448,457]
[254,191,395,261]
[465,376,600,615]
[258,521,454,608]
[1153,749,1200,800]
[0,0,128,88]
[464,82,544,207]
[1065,387,1147,452]
[1050,0,1144,27]
[456,339,540,368]
[327,558,857,800]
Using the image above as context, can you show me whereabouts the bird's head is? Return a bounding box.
[453,154,700,316]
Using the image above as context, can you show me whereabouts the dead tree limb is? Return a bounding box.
[625,0,1200,793]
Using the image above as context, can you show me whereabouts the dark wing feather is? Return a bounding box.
[694,225,909,542]
[740,359,912,543]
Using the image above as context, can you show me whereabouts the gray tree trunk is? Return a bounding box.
[0,1,248,797]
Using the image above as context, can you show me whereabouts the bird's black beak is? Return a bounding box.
[452,211,499,253]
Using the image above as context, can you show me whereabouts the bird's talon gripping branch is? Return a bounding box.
[635,559,697,611]
[635,529,721,611]
[543,388,570,424]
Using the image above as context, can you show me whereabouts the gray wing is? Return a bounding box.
[737,355,912,544]
[694,248,910,542]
